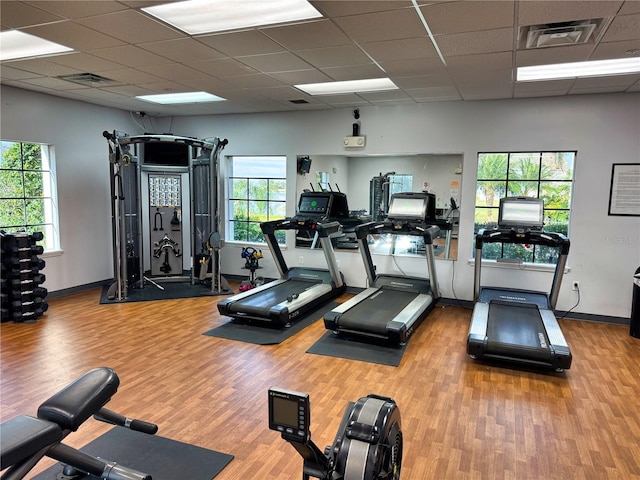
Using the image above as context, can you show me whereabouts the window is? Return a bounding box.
[0,140,59,252]
[389,174,413,195]
[227,156,287,244]
[475,152,575,263]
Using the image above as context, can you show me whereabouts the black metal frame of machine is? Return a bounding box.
[467,196,572,371]
[324,192,441,344]
[217,192,346,328]
[269,387,402,480]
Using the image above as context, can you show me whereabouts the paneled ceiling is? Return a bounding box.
[1,0,639,116]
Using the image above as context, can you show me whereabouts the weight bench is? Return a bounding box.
[1,367,153,480]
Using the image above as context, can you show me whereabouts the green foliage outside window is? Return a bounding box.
[474,151,575,264]
[0,141,56,249]
[228,156,286,245]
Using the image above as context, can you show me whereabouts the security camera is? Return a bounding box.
[353,108,360,120]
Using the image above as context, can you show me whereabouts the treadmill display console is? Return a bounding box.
[387,192,435,222]
[498,197,544,230]
[298,194,329,215]
[268,387,310,442]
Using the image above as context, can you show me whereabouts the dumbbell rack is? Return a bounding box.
[1,232,48,323]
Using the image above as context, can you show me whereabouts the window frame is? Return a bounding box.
[474,151,576,265]
[0,140,60,252]
[226,155,287,246]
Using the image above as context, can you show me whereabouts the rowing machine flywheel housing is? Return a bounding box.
[332,394,402,480]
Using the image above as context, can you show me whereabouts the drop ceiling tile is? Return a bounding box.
[262,19,352,50]
[236,53,313,73]
[514,88,570,98]
[75,10,184,44]
[20,76,93,90]
[138,63,215,82]
[569,85,630,94]
[591,39,640,59]
[514,79,575,93]
[406,86,460,100]
[378,57,447,77]
[420,1,514,35]
[138,38,226,63]
[186,58,258,77]
[22,21,126,51]
[47,52,128,72]
[311,1,413,18]
[516,44,596,66]
[66,88,129,100]
[249,85,315,101]
[405,85,461,101]
[90,45,170,68]
[446,52,513,71]
[311,92,368,105]
[0,66,45,81]
[320,64,385,81]
[600,14,640,43]
[223,73,284,89]
[269,69,333,84]
[138,80,193,94]
[96,68,166,84]
[360,38,439,62]
[0,2,64,28]
[196,30,286,57]
[518,1,623,26]
[458,82,513,100]
[1,57,82,76]
[450,68,514,84]
[573,73,640,88]
[391,73,454,89]
[619,1,640,15]
[332,9,426,44]
[295,45,372,69]
[176,76,238,92]
[627,80,640,91]
[437,28,513,57]
[358,89,412,101]
[27,1,129,19]
[101,84,156,96]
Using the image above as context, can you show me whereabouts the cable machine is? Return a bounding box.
[104,131,229,301]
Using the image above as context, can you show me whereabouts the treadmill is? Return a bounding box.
[467,196,572,371]
[324,192,441,344]
[217,191,346,328]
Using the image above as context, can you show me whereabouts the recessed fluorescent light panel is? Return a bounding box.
[136,92,226,104]
[0,30,73,61]
[296,78,399,95]
[142,0,322,35]
[517,58,640,81]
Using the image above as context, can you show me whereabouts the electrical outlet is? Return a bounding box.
[298,256,304,265]
[572,281,580,291]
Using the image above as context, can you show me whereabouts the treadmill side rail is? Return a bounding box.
[270,283,334,324]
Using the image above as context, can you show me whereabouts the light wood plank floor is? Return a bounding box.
[1,287,639,479]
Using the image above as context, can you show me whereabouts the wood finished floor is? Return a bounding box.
[1,287,639,479]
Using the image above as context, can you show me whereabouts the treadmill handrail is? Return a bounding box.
[476,228,570,254]
[473,228,570,309]
[261,218,341,236]
[355,221,440,244]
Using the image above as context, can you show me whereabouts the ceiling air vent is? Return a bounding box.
[520,19,603,49]
[57,73,117,86]
[289,99,309,104]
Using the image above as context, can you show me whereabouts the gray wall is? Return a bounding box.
[2,85,639,319]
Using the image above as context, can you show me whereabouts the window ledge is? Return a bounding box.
[42,249,64,258]
[467,258,570,274]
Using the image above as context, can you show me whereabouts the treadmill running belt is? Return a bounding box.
[487,301,551,353]
[229,279,320,315]
[338,289,419,334]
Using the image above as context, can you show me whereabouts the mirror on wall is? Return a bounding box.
[295,154,463,260]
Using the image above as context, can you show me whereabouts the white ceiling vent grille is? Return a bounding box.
[520,19,604,49]
[57,73,117,86]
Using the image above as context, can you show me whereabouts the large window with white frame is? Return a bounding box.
[0,140,60,252]
[474,151,575,264]
[227,156,287,245]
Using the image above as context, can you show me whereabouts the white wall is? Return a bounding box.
[2,85,639,319]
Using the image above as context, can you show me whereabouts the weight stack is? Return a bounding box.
[1,231,48,323]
